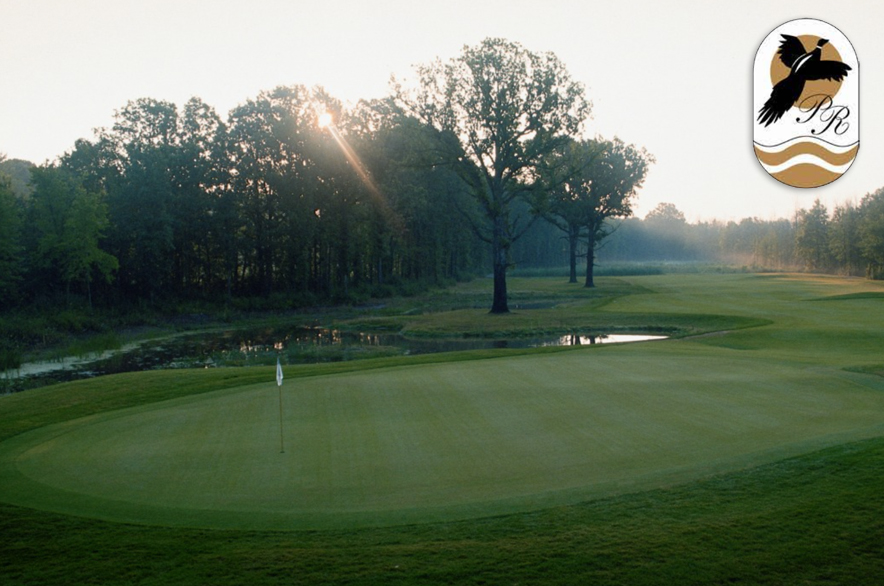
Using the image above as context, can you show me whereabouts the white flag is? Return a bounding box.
[276,357,283,386]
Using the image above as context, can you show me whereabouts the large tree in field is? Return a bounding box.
[544,137,652,287]
[394,38,591,313]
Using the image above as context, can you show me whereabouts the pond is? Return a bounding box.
[3,326,667,390]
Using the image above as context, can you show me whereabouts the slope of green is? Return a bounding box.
[3,343,884,530]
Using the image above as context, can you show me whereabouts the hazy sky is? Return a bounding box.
[2,0,882,221]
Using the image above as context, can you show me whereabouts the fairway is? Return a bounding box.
[4,316,884,529]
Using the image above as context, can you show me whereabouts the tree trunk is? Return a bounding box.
[584,242,596,288]
[490,216,509,314]
[568,226,579,284]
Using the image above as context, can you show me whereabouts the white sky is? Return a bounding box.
[1,0,882,222]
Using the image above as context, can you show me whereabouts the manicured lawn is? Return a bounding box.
[4,344,884,531]
[3,273,884,583]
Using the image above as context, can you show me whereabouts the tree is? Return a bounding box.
[28,165,117,307]
[795,199,831,272]
[226,85,319,296]
[858,188,884,279]
[0,161,23,304]
[541,138,601,283]
[394,38,591,312]
[103,98,180,301]
[645,202,686,224]
[351,100,485,288]
[0,157,35,199]
[829,201,862,276]
[753,218,796,269]
[543,137,652,286]
[174,97,228,293]
[644,202,690,260]
[61,187,119,308]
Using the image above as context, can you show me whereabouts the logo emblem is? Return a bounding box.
[753,18,858,188]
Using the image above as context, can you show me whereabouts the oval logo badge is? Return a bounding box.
[753,18,859,188]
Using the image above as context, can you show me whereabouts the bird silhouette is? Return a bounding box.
[757,35,851,127]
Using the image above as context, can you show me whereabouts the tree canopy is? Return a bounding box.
[7,82,486,310]
[28,166,117,307]
[0,157,35,199]
[7,37,884,319]
[543,137,653,286]
[394,37,591,312]
[0,168,22,304]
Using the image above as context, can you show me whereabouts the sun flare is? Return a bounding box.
[318,112,333,128]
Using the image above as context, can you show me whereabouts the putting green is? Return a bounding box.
[4,341,884,530]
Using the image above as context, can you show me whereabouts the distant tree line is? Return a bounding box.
[510,195,884,279]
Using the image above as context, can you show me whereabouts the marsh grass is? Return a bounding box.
[64,331,122,359]
[0,343,21,372]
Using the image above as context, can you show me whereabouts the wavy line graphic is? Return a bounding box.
[753,137,858,188]
[754,144,857,167]
[770,163,843,188]
[754,135,859,152]
[758,153,855,174]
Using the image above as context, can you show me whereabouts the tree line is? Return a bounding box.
[1,38,657,314]
[3,141,884,316]
[0,90,487,310]
[537,195,884,278]
[2,37,881,319]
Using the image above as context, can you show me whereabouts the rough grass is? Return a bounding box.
[4,273,884,584]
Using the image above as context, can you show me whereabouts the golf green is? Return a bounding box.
[4,338,884,530]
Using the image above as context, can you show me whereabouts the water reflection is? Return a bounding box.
[544,334,666,346]
[5,327,667,390]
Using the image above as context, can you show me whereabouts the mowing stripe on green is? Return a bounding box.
[4,341,884,530]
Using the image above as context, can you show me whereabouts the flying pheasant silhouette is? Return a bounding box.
[757,35,852,127]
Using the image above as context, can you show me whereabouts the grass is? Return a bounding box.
[0,344,21,372]
[347,277,767,338]
[46,331,123,362]
[4,438,884,585]
[3,273,884,583]
[6,345,883,530]
[509,261,750,278]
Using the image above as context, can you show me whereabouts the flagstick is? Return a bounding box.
[276,356,285,454]
[278,382,285,454]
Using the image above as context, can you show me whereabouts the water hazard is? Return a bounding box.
[5,326,666,390]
